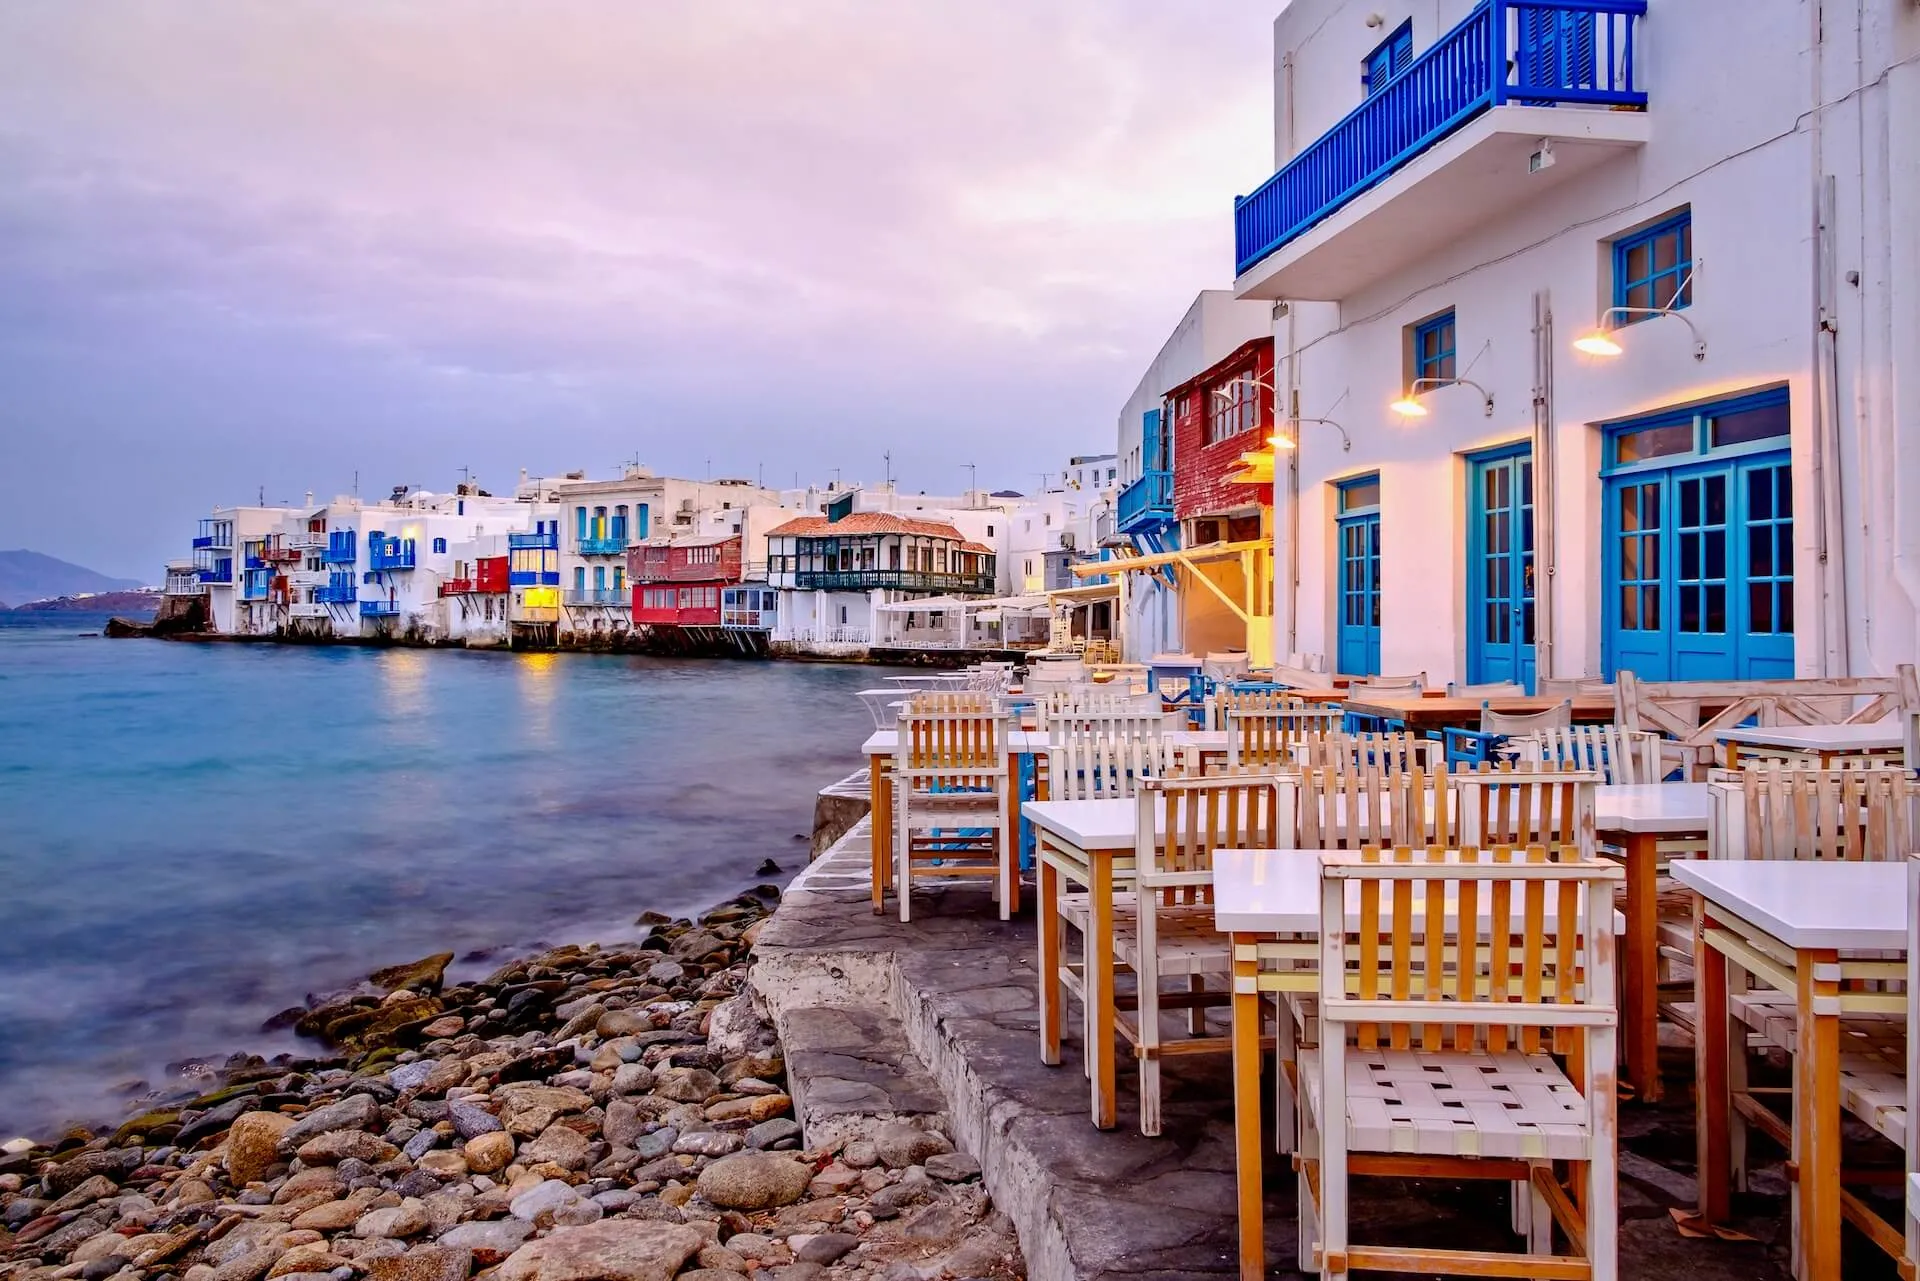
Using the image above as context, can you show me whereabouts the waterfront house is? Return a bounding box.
[629,535,742,636]
[764,496,998,659]
[439,535,515,647]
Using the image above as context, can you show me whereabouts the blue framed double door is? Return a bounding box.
[1466,446,1537,690]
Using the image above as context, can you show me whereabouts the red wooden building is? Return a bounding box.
[440,554,509,598]
[1168,336,1275,544]
[629,536,742,628]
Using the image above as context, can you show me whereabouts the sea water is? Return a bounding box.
[0,615,879,1136]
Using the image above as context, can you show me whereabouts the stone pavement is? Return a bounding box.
[752,817,1891,1281]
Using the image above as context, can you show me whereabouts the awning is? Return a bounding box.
[1073,538,1269,577]
[874,596,966,613]
[1049,581,1120,603]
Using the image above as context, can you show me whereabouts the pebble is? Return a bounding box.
[923,1151,982,1182]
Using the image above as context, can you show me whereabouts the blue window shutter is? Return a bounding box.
[1142,408,1163,472]
[636,504,650,540]
[575,507,587,539]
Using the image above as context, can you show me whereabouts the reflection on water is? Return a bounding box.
[0,615,887,1135]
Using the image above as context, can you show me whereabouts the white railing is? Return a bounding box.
[164,574,205,595]
[790,627,870,646]
[287,570,328,588]
[288,602,330,618]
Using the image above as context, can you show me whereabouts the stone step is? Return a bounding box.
[777,1002,950,1153]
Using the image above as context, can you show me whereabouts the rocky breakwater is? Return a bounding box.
[0,895,1022,1281]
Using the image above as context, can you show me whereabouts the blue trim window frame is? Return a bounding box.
[1601,387,1793,681]
[1362,20,1413,96]
[1412,309,1457,387]
[1334,475,1383,676]
[432,537,447,554]
[1465,444,1536,690]
[1613,210,1692,321]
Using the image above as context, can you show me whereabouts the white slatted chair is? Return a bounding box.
[1507,724,1662,785]
[1534,676,1616,699]
[1481,699,1575,736]
[1047,712,1176,801]
[1295,731,1439,774]
[891,706,1014,923]
[1446,680,1525,699]
[1452,768,1599,860]
[1122,774,1292,1135]
[1225,705,1345,770]
[1298,846,1623,1280]
[1348,672,1427,696]
[1205,687,1304,731]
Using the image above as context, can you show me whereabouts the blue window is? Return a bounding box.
[573,565,586,592]
[636,504,650,540]
[1362,21,1413,96]
[1602,388,1791,681]
[1335,476,1382,676]
[1466,446,1535,689]
[593,565,606,592]
[1413,310,1456,386]
[432,537,446,554]
[1614,211,1692,321]
[574,507,587,540]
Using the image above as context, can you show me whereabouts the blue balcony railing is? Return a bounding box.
[314,582,357,605]
[368,535,416,571]
[1234,0,1647,276]
[1116,470,1174,533]
[509,530,559,551]
[321,533,358,566]
[196,565,234,585]
[564,588,628,606]
[191,535,216,550]
[359,600,401,618]
[576,535,625,557]
[508,570,562,587]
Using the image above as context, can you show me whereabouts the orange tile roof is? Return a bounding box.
[959,541,994,554]
[767,512,975,541]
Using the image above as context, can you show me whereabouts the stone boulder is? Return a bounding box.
[226,1111,297,1186]
[694,1153,812,1211]
[277,1093,383,1152]
[495,1221,706,1281]
[370,952,454,995]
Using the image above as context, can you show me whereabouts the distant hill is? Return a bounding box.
[0,550,144,606]
[7,590,161,615]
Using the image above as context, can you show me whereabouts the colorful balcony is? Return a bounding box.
[164,572,205,596]
[508,570,562,587]
[359,600,401,618]
[1234,0,1648,301]
[196,564,234,585]
[314,578,357,605]
[564,588,628,607]
[509,530,559,551]
[367,534,416,571]
[321,533,358,566]
[576,535,625,557]
[439,578,476,597]
[1116,470,1174,535]
[192,519,232,550]
[793,570,996,594]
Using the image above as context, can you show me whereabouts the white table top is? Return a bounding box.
[1715,722,1902,751]
[1670,860,1911,950]
[1212,849,1624,935]
[1594,783,1713,834]
[1020,798,1149,850]
[862,728,1051,756]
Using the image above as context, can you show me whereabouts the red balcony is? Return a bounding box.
[439,578,476,597]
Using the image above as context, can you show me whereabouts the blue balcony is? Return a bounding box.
[1235,0,1647,292]
[509,530,559,551]
[194,519,232,550]
[564,588,628,606]
[321,533,358,566]
[191,535,216,550]
[196,564,234,585]
[509,570,562,587]
[368,534,416,571]
[1117,470,1174,534]
[576,535,625,557]
[359,600,401,618]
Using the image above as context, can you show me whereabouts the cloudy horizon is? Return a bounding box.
[0,2,1274,580]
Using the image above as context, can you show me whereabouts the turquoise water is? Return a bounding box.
[0,615,879,1137]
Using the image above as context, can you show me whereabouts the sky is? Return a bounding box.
[0,2,1276,580]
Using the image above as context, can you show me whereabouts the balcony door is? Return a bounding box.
[1466,445,1536,690]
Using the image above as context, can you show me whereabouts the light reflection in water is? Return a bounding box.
[518,651,557,747]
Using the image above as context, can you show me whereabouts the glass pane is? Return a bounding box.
[1679,584,1701,633]
[1620,586,1639,630]
[1777,471,1792,518]
[1652,231,1678,273]
[1749,525,1773,576]
[1713,401,1790,448]
[1522,600,1536,643]
[1705,584,1726,633]
[1748,469,1773,519]
[1342,480,1381,511]
[1779,583,1793,632]
[1617,424,1693,463]
[1750,583,1773,633]
[1705,475,1727,524]
[1680,532,1700,579]
[1620,486,1640,531]
[1680,479,1700,528]
[1705,530,1726,579]
[1624,242,1651,282]
[1777,524,1794,571]
[1626,281,1654,312]
[1621,537,1640,579]
[1644,585,1660,630]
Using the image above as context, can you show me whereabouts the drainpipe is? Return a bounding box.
[1283,305,1301,662]
[1808,0,1850,675]
[1531,290,1556,683]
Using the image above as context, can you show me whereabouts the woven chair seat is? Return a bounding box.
[1112,905,1232,977]
[1302,1046,1592,1161]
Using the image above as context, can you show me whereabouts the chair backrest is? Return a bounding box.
[894,708,1008,793]
[1226,705,1345,767]
[1480,698,1574,735]
[1206,687,1305,730]
[1299,762,1456,849]
[1048,713,1175,801]
[1535,676,1615,699]
[1350,672,1427,695]
[1446,680,1525,699]
[1615,665,1920,778]
[1508,724,1662,785]
[1034,688,1161,728]
[1296,731,1439,775]
[1706,764,1917,861]
[1135,774,1294,904]
[1319,847,1622,1058]
[1452,768,1599,858]
[857,689,906,730]
[905,690,996,716]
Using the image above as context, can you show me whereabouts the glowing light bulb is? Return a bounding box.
[1266,433,1298,450]
[1574,331,1624,357]
[1389,396,1428,417]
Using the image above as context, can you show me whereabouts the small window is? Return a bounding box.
[1710,399,1789,449]
[1206,372,1261,444]
[1614,211,1693,321]
[432,537,447,554]
[1412,310,1456,387]
[1615,421,1694,464]
[1363,20,1413,96]
[1338,476,1381,513]
[986,524,994,537]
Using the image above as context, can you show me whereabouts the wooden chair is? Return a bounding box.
[1349,673,1427,695]
[891,706,1015,923]
[1507,724,1662,785]
[1535,676,1616,699]
[1296,731,1439,774]
[1033,688,1161,728]
[1615,665,1920,779]
[1297,846,1624,1280]
[1046,712,1176,801]
[1706,764,1917,862]
[1121,774,1292,1135]
[1225,705,1345,769]
[1206,687,1304,731]
[1452,767,1598,860]
[1443,698,1576,767]
[1445,680,1525,699]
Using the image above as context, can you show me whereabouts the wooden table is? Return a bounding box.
[1676,859,1911,1281]
[1341,692,1617,733]
[1716,721,1905,769]
[1595,782,1712,1103]
[1024,797,1167,1130]
[861,728,1049,914]
[1215,848,1624,1281]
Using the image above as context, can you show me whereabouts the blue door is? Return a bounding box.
[1335,476,1382,675]
[1467,446,1536,689]
[1602,390,1794,680]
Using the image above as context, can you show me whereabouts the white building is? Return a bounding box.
[1232,0,1920,685]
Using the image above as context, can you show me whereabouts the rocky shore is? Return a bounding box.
[0,891,1023,1281]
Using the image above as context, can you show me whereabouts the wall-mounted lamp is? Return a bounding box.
[1573,272,1706,360]
[1390,377,1495,418]
[1213,379,1352,452]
